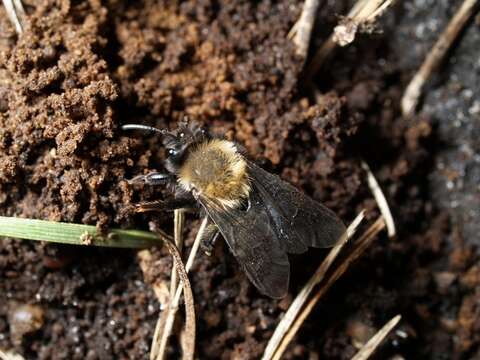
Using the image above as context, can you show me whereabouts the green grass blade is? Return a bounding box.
[0,216,162,248]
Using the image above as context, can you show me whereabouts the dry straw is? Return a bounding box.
[266,216,386,360]
[150,216,208,360]
[304,0,398,79]
[262,211,367,360]
[362,161,396,237]
[351,314,402,360]
[288,0,323,57]
[2,0,25,33]
[401,0,480,117]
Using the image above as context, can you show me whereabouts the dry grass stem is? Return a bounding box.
[2,0,25,34]
[139,249,169,360]
[262,211,366,360]
[182,217,208,273]
[0,350,11,360]
[269,216,386,360]
[138,231,177,360]
[401,0,480,117]
[0,349,25,360]
[154,217,208,360]
[156,238,196,360]
[354,0,387,21]
[170,210,185,298]
[351,314,402,360]
[149,210,186,360]
[150,314,166,360]
[367,0,396,23]
[361,161,396,237]
[288,0,324,57]
[306,0,397,78]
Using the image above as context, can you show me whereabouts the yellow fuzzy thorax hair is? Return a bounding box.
[177,139,250,208]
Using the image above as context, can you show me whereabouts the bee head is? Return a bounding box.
[121,120,209,174]
[163,121,208,173]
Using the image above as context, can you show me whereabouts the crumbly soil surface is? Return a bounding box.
[0,1,479,359]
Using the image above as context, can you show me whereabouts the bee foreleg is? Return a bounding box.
[200,219,220,256]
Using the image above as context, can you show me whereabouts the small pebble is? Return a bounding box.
[8,304,45,345]
[346,318,375,349]
[433,272,457,293]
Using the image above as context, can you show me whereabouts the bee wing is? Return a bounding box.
[199,195,290,299]
[247,162,346,253]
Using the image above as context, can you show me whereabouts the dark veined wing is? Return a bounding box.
[198,194,290,299]
[247,162,346,253]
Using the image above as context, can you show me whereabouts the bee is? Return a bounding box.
[123,122,345,298]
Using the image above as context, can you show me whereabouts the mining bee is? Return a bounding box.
[123,122,345,298]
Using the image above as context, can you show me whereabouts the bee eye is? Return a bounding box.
[179,132,185,138]
[168,149,177,156]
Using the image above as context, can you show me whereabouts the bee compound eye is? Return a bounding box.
[179,132,185,138]
[168,149,177,156]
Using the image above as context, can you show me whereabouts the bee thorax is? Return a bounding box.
[178,139,250,208]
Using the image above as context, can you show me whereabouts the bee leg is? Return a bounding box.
[134,195,197,213]
[200,219,220,256]
[128,172,173,186]
[134,200,167,213]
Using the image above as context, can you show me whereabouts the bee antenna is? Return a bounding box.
[121,124,166,135]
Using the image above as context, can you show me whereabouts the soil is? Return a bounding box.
[0,0,479,359]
